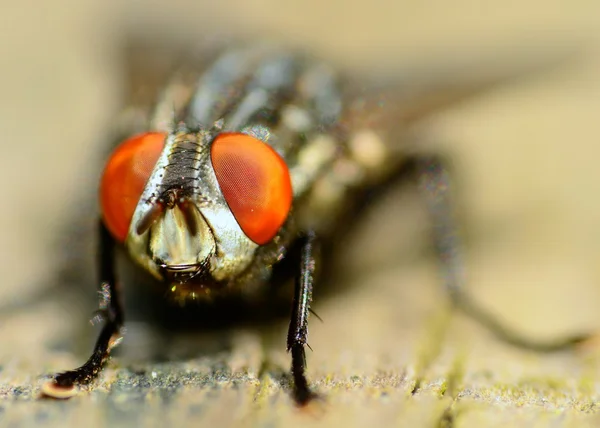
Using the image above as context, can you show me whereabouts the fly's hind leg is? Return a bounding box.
[41,220,125,398]
[415,155,589,352]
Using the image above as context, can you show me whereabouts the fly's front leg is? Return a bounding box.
[42,220,125,398]
[416,155,589,352]
[287,230,319,405]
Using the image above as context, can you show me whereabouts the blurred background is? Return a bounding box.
[1,1,600,426]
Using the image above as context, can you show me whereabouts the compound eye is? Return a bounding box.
[210,133,293,245]
[100,132,166,242]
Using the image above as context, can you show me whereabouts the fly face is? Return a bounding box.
[101,121,294,295]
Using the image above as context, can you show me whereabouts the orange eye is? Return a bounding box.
[99,132,166,242]
[211,133,293,245]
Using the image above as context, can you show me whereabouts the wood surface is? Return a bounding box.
[1,1,600,427]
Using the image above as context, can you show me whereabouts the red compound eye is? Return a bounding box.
[210,133,293,245]
[99,132,166,242]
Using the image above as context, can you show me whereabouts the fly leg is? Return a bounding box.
[287,230,319,405]
[415,155,589,352]
[42,220,124,398]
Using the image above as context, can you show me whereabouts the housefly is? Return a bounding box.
[41,40,589,405]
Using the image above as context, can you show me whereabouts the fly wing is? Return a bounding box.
[337,44,585,163]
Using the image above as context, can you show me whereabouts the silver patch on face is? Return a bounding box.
[148,204,213,273]
[125,128,259,285]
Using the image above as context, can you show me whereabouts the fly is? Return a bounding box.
[41,41,590,405]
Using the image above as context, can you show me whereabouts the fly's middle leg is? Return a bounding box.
[287,230,320,405]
